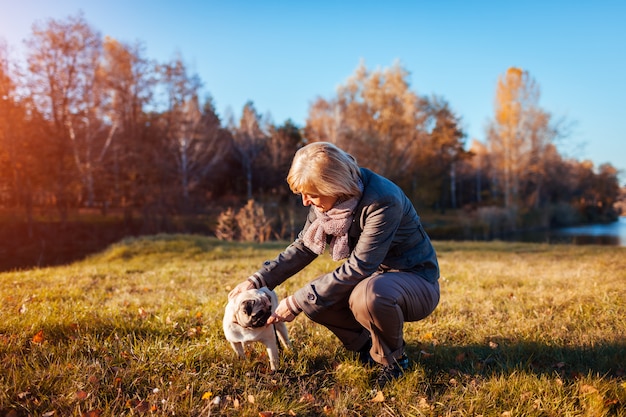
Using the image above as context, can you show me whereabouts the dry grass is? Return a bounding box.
[1,235,625,416]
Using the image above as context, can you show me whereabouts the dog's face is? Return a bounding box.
[233,289,273,328]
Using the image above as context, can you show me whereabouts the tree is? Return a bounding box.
[0,43,20,206]
[306,61,427,185]
[0,45,27,209]
[466,139,490,205]
[231,101,267,201]
[157,58,233,211]
[1,41,57,237]
[420,96,468,211]
[100,37,156,218]
[25,13,111,217]
[486,67,557,210]
[257,119,303,194]
[579,162,620,222]
[305,61,471,210]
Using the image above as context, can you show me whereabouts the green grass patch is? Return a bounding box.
[1,235,625,416]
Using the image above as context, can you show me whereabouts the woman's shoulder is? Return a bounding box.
[360,168,401,195]
[359,168,405,207]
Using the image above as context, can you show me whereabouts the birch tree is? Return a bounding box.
[486,67,556,209]
[100,37,156,216]
[159,58,231,210]
[25,13,114,214]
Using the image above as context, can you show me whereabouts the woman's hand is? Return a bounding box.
[228,280,255,299]
[266,298,297,324]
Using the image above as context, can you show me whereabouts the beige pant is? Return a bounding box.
[307,270,440,365]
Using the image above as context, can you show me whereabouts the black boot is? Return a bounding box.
[357,338,375,366]
[375,353,409,388]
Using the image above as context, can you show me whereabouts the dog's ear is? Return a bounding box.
[244,299,254,316]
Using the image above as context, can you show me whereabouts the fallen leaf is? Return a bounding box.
[233,398,240,409]
[371,390,385,403]
[259,412,274,417]
[42,411,55,416]
[138,307,149,319]
[81,410,102,417]
[299,393,315,403]
[248,394,255,404]
[32,330,45,344]
[75,390,88,401]
[489,341,499,349]
[17,391,31,400]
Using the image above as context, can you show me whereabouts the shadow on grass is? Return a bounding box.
[406,339,626,382]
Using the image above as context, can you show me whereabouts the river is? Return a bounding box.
[508,216,626,247]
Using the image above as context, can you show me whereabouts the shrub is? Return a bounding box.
[216,200,273,243]
[215,207,238,241]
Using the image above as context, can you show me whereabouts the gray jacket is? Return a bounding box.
[256,168,439,318]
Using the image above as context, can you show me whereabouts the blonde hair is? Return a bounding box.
[287,142,362,199]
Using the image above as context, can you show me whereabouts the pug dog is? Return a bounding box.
[223,287,291,371]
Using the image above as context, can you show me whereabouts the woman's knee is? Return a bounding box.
[350,276,397,321]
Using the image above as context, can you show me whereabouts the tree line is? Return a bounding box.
[0,13,622,241]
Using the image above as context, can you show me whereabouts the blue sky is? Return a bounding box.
[1,0,624,184]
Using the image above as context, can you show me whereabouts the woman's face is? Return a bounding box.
[301,192,337,212]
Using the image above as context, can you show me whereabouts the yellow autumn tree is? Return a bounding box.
[305,60,426,182]
[305,60,468,209]
[487,67,556,210]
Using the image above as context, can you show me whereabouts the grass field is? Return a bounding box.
[1,235,625,416]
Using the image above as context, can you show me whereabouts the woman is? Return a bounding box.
[229,142,440,387]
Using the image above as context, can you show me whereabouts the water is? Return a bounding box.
[510,216,626,247]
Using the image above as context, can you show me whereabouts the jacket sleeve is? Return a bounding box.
[254,208,319,290]
[293,196,403,317]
